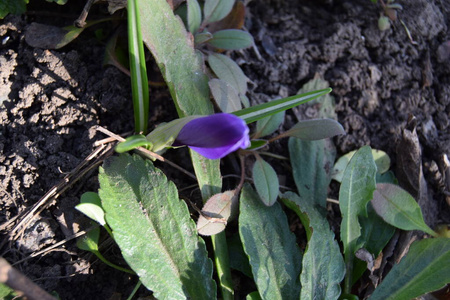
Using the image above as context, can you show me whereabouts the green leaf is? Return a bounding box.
[289,138,336,207]
[233,88,332,124]
[247,139,268,150]
[246,291,262,300]
[282,192,345,300]
[76,226,100,252]
[369,238,450,300]
[0,0,28,18]
[339,146,377,294]
[297,77,337,119]
[99,154,216,299]
[239,184,302,299]
[115,134,152,153]
[208,52,248,95]
[24,23,84,49]
[75,192,106,226]
[46,0,68,4]
[194,32,213,44]
[204,0,235,23]
[339,146,377,254]
[140,0,214,117]
[187,0,201,34]
[254,111,285,138]
[332,149,391,183]
[371,183,436,236]
[228,234,253,278]
[252,157,279,206]
[209,78,241,113]
[283,119,345,140]
[208,29,254,50]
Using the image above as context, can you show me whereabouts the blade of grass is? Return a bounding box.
[128,0,149,134]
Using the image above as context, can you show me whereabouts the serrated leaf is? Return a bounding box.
[204,0,235,23]
[371,183,436,236]
[283,118,345,140]
[208,29,254,50]
[332,149,391,183]
[254,111,284,138]
[340,146,377,255]
[252,158,279,206]
[197,190,236,236]
[289,138,336,207]
[76,226,100,252]
[282,192,345,300]
[233,88,332,124]
[369,238,450,300]
[208,53,248,95]
[115,134,152,153]
[99,154,216,299]
[76,192,106,225]
[140,0,214,117]
[239,184,302,299]
[187,0,201,33]
[209,78,241,113]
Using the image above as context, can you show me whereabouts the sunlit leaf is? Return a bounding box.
[208,52,248,95]
[75,192,106,226]
[369,238,450,300]
[282,192,345,300]
[254,111,284,138]
[209,78,241,113]
[239,184,302,299]
[246,291,262,300]
[204,0,235,23]
[197,190,237,236]
[115,134,152,153]
[252,157,279,206]
[233,88,332,124]
[371,183,436,236]
[187,0,201,33]
[99,154,216,299]
[208,29,254,50]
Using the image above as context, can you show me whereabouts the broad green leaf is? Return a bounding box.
[99,154,216,299]
[239,184,302,300]
[115,134,152,153]
[283,118,345,140]
[240,94,250,108]
[208,52,248,95]
[233,88,332,124]
[289,138,336,207]
[208,29,254,50]
[76,192,106,225]
[339,146,377,254]
[204,0,235,23]
[252,158,279,206]
[339,146,377,293]
[0,0,28,18]
[371,183,436,236]
[332,149,391,183]
[194,32,213,44]
[254,111,285,138]
[369,238,450,300]
[140,0,214,117]
[0,282,17,300]
[187,0,201,34]
[209,78,241,113]
[282,192,345,300]
[197,190,236,236]
[76,226,100,252]
[228,234,253,278]
[246,291,262,300]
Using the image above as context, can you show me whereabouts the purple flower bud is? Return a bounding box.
[173,113,250,159]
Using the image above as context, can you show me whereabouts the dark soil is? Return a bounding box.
[1,0,449,299]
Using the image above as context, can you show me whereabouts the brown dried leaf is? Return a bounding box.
[208,1,245,33]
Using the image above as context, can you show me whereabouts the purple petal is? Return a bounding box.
[174,113,250,159]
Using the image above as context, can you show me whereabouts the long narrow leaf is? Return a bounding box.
[128,0,149,133]
[233,88,331,124]
[369,238,450,300]
[99,154,216,299]
[239,184,302,300]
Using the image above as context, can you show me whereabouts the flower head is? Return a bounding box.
[173,113,250,159]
